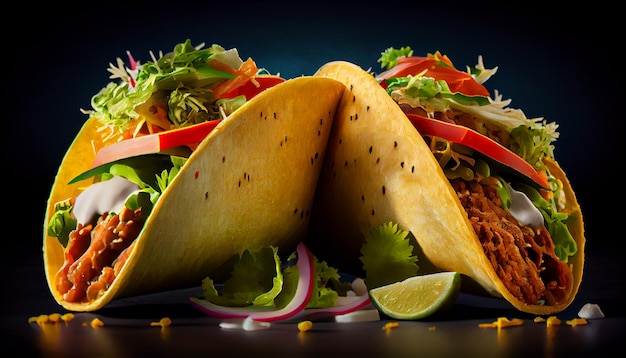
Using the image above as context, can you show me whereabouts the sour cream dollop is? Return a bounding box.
[507,187,544,229]
[73,176,139,225]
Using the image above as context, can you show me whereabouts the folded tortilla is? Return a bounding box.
[308,61,585,315]
[44,76,344,312]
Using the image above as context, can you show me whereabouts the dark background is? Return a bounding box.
[4,1,621,306]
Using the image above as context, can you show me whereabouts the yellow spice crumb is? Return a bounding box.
[61,313,75,322]
[150,317,172,327]
[382,322,399,332]
[479,317,524,329]
[90,318,104,328]
[428,326,436,331]
[546,316,561,327]
[48,313,62,323]
[566,318,588,326]
[297,320,313,332]
[29,312,76,324]
[533,316,545,323]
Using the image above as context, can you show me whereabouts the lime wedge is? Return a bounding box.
[368,272,461,320]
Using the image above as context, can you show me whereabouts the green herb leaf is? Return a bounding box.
[306,259,340,309]
[360,222,419,289]
[378,46,413,70]
[46,200,77,247]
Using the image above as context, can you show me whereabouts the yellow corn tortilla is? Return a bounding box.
[307,61,585,315]
[44,76,344,312]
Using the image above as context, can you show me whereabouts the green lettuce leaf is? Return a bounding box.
[201,247,283,307]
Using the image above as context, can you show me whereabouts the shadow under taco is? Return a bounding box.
[44,40,344,312]
[307,56,585,316]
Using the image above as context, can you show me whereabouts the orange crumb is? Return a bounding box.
[428,326,436,331]
[533,317,545,323]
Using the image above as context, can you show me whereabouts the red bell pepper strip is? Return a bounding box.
[92,120,221,168]
[406,114,549,188]
[376,56,490,97]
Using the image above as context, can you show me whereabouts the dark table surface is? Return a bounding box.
[4,245,623,356]
[4,2,622,356]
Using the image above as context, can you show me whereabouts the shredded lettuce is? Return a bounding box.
[82,39,242,137]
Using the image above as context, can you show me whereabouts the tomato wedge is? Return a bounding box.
[376,56,490,97]
[406,114,549,188]
[92,120,221,168]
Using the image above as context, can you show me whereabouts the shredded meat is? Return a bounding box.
[55,206,145,303]
[452,179,572,306]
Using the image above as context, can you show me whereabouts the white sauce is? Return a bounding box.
[578,303,605,319]
[73,176,139,225]
[507,186,544,229]
[335,309,380,323]
[219,317,271,331]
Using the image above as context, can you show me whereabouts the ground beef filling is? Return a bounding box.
[452,179,572,306]
[55,206,145,303]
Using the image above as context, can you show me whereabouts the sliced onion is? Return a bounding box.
[289,294,372,322]
[189,242,314,322]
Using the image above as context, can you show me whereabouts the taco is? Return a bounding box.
[307,56,584,315]
[43,40,344,312]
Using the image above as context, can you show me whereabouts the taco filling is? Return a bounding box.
[47,40,285,304]
[310,58,583,315]
[376,48,577,306]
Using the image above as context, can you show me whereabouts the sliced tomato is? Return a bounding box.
[376,56,490,97]
[91,120,221,168]
[220,75,285,100]
[406,114,549,188]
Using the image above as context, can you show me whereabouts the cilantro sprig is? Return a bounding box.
[360,222,419,289]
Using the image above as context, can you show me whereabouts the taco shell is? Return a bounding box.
[307,61,585,315]
[44,76,344,312]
